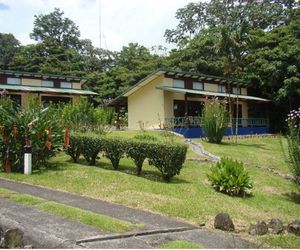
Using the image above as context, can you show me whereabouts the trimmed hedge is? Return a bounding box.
[65,134,187,181]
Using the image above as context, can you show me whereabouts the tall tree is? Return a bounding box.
[0,33,20,69]
[30,8,81,50]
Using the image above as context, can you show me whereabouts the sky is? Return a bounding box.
[0,0,195,52]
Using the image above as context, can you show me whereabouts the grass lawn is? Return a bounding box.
[0,131,299,248]
[199,136,290,174]
[160,240,202,249]
[0,187,140,233]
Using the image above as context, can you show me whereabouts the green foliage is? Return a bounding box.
[59,99,113,133]
[102,137,126,170]
[148,142,188,181]
[0,33,20,69]
[207,157,253,196]
[133,133,158,142]
[66,134,187,181]
[286,108,300,186]
[0,97,63,172]
[202,98,228,144]
[127,140,149,175]
[80,135,103,166]
[67,135,82,163]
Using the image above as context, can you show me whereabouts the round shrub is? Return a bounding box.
[207,157,253,196]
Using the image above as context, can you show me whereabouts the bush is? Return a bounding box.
[133,133,158,142]
[207,157,253,196]
[0,98,63,172]
[286,108,300,186]
[102,137,126,170]
[59,99,113,133]
[148,143,187,181]
[127,140,149,175]
[202,98,228,144]
[66,135,82,163]
[80,135,103,166]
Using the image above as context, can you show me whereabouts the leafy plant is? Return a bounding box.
[207,157,253,196]
[0,97,64,172]
[80,135,103,166]
[66,135,82,163]
[148,143,187,181]
[133,133,158,142]
[102,137,126,170]
[202,98,228,144]
[127,140,149,175]
[286,108,300,186]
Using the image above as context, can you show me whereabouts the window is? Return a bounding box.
[8,94,21,106]
[61,82,72,89]
[218,85,226,93]
[173,79,184,88]
[193,82,203,90]
[41,80,54,87]
[7,77,21,85]
[232,87,241,95]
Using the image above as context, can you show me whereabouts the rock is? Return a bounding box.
[214,213,235,231]
[268,218,284,234]
[4,228,24,248]
[249,220,268,235]
[0,226,3,238]
[24,245,33,249]
[198,222,205,227]
[287,220,300,236]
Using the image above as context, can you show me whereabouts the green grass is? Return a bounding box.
[258,234,300,249]
[0,133,299,248]
[160,240,202,249]
[0,188,140,233]
[199,136,290,174]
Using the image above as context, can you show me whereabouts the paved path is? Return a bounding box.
[0,178,255,248]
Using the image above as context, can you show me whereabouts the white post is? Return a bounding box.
[24,145,32,175]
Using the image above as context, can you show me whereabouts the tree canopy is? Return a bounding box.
[0,3,299,131]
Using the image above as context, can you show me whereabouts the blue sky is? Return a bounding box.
[0,0,194,51]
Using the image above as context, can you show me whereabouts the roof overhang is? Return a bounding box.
[156,86,270,102]
[0,84,98,95]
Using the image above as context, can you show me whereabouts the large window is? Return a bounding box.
[61,81,72,89]
[7,77,21,85]
[218,85,226,93]
[173,79,184,88]
[8,94,21,106]
[232,87,241,95]
[41,80,54,87]
[193,82,203,90]
[41,96,72,106]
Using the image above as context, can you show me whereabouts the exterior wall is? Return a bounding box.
[241,87,247,95]
[204,83,218,92]
[22,78,41,86]
[128,75,165,130]
[72,82,82,89]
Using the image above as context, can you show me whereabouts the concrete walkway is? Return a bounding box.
[0,178,255,248]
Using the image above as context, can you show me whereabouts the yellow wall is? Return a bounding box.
[72,82,82,89]
[204,83,218,92]
[241,87,247,95]
[22,78,41,86]
[128,75,165,130]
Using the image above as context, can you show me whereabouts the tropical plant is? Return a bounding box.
[0,97,64,172]
[207,157,253,197]
[202,98,228,144]
[286,108,300,186]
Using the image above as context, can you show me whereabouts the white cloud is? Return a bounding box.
[0,0,194,51]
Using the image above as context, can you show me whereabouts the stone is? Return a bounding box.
[0,226,3,238]
[24,245,33,249]
[214,213,235,231]
[268,218,284,234]
[287,220,300,236]
[4,228,24,248]
[249,221,268,236]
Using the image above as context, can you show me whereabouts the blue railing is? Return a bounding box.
[165,117,269,128]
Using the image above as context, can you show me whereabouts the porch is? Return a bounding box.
[165,117,269,138]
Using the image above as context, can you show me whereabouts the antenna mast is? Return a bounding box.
[99,0,102,49]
